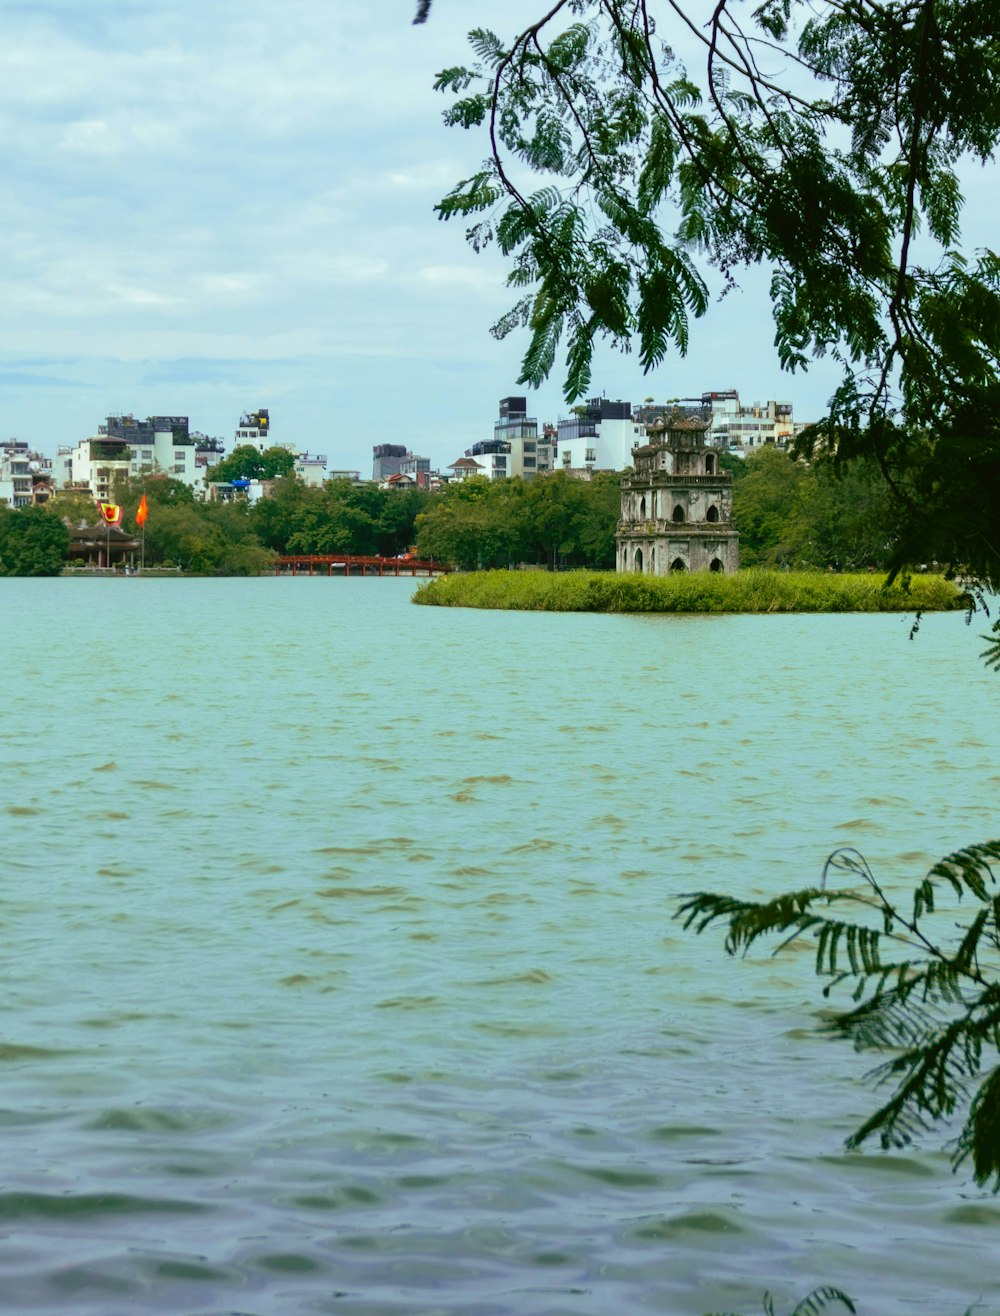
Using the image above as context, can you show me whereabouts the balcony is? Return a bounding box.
[622,471,728,488]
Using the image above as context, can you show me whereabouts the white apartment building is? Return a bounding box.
[557,398,645,472]
[701,391,795,448]
[56,416,212,499]
[0,440,51,508]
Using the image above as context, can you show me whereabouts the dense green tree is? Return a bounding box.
[414,472,622,569]
[49,489,107,527]
[727,447,900,569]
[207,445,296,483]
[374,487,432,557]
[429,0,1000,591]
[731,448,813,567]
[0,505,70,576]
[572,472,621,568]
[137,499,272,575]
[802,457,900,570]
[520,472,583,568]
[415,479,523,570]
[248,478,432,558]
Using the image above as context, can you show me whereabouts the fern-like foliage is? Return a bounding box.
[704,1285,856,1316]
[678,841,1000,1187]
[982,619,1000,673]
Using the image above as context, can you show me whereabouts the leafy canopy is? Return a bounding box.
[207,444,297,483]
[429,0,1000,588]
[679,841,1000,1189]
[0,505,70,576]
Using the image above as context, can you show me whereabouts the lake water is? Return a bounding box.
[2,578,998,1316]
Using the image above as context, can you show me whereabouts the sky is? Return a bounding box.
[2,0,996,474]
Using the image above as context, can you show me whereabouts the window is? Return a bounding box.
[585,448,596,462]
[174,451,185,461]
[706,505,720,523]
[523,456,536,467]
[672,505,685,523]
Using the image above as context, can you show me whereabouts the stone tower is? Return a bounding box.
[616,413,739,575]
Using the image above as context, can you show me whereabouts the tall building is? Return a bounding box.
[557,398,645,473]
[373,444,409,482]
[616,413,739,574]
[458,397,556,480]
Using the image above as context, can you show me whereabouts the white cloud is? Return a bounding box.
[59,117,181,156]
[411,264,504,292]
[0,0,988,472]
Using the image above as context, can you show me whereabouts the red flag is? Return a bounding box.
[136,494,148,527]
[99,501,123,527]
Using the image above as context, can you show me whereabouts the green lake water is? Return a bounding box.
[1,577,998,1315]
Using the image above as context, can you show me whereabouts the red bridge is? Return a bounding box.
[271,555,452,577]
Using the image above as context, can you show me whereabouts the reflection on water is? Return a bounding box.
[0,578,997,1315]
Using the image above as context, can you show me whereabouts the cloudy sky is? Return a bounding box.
[2,1,994,473]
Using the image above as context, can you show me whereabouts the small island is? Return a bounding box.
[412,568,965,613]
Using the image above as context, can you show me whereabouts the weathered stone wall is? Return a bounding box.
[617,419,740,575]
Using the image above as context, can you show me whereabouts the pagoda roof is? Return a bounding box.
[67,524,140,547]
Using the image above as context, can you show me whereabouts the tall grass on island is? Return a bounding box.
[413,569,966,614]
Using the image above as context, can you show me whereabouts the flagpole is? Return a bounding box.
[135,493,148,572]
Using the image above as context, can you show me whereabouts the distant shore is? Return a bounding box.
[412,569,966,614]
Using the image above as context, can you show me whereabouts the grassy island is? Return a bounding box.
[413,569,965,614]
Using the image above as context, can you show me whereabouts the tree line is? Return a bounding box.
[0,447,906,576]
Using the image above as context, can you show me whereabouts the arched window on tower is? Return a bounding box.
[639,495,646,519]
[672,505,685,523]
[706,504,720,523]
[710,558,724,573]
[670,557,686,573]
[705,453,716,474]
[635,547,644,573]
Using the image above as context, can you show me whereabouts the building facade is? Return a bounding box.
[373,444,431,485]
[0,440,51,508]
[616,414,739,574]
[701,391,794,449]
[56,416,210,497]
[557,398,645,474]
[455,397,556,481]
